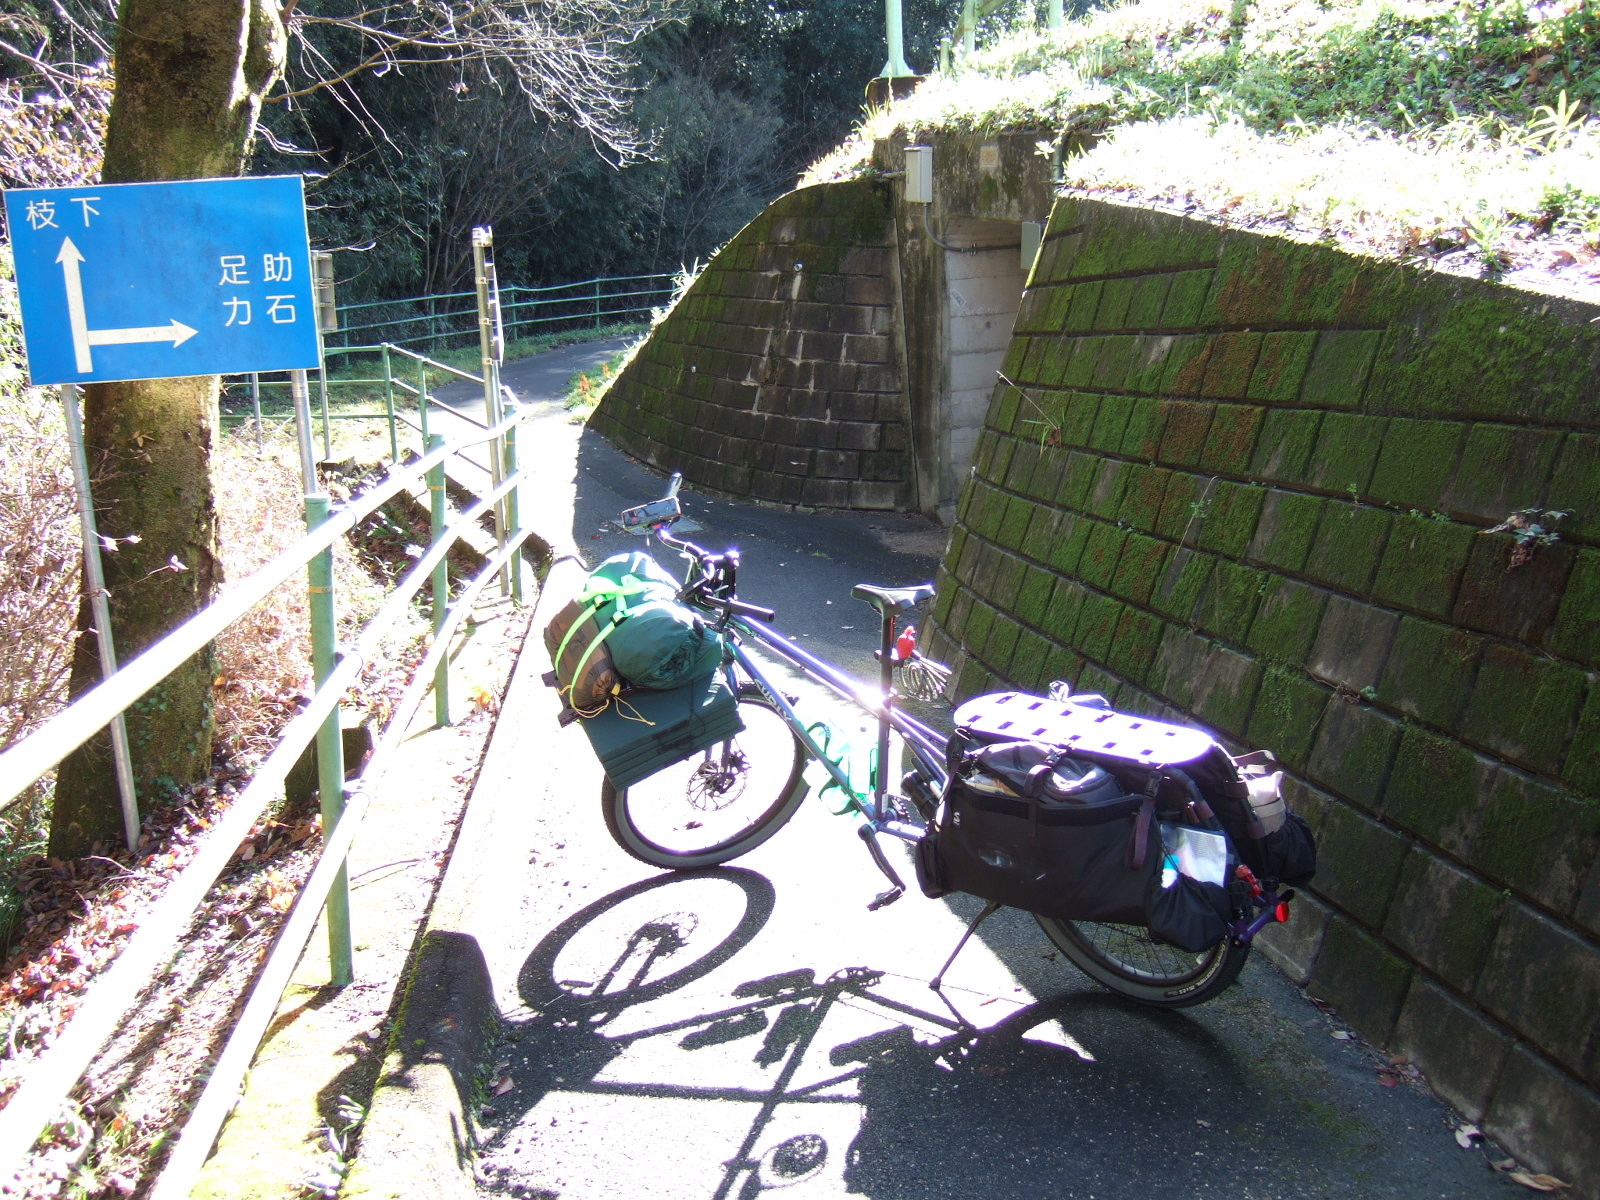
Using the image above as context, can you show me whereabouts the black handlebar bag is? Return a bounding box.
[916,737,1159,924]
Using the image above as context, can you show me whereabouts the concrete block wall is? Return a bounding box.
[590,180,913,510]
[923,194,1600,1194]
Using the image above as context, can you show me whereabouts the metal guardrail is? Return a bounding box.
[324,272,676,353]
[0,387,539,1190]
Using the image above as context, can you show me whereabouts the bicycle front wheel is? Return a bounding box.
[1035,916,1250,1008]
[601,686,807,869]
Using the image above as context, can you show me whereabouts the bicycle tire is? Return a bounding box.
[600,685,807,869]
[1035,916,1250,1008]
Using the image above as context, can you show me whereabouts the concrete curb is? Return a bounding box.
[341,547,589,1199]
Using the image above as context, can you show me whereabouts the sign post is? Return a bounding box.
[4,179,351,983]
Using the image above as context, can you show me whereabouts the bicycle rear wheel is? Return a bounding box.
[1035,916,1249,1008]
[601,686,807,869]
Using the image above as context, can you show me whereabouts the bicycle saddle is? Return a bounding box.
[850,582,935,614]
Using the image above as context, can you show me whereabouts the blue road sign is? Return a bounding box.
[4,175,320,385]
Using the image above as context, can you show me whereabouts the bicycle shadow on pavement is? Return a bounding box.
[475,868,1252,1200]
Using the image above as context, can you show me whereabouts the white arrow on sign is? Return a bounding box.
[57,238,198,374]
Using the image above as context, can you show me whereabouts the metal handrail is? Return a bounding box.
[0,403,539,1176]
[324,272,676,351]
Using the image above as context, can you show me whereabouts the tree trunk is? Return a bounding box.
[50,0,286,856]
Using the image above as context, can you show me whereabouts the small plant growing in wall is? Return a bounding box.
[1482,507,1567,570]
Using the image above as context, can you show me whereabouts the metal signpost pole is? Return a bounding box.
[60,383,141,851]
[471,227,511,594]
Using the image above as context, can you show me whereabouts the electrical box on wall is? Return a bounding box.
[1020,221,1043,271]
[905,146,933,204]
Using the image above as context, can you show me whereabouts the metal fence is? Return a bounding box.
[325,272,677,353]
[0,353,535,1196]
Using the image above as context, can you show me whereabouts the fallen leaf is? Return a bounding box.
[1508,1172,1569,1192]
[493,1075,515,1095]
[1455,1125,1482,1149]
[1376,1072,1399,1087]
[1332,1030,1354,1041]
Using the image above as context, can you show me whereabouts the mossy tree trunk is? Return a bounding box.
[50,0,286,856]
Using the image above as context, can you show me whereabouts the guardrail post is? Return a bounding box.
[426,434,452,725]
[381,345,399,462]
[504,402,524,604]
[305,496,354,985]
[249,372,263,453]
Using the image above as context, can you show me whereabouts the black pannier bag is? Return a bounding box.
[948,690,1317,890]
[915,734,1160,924]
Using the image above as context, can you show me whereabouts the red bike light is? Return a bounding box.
[895,625,918,659]
[1275,901,1291,923]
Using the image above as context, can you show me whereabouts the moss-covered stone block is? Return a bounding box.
[1393,979,1512,1124]
[1109,532,1169,606]
[1192,559,1266,643]
[1300,329,1381,409]
[1548,431,1600,544]
[1147,546,1213,623]
[1477,904,1600,1071]
[1250,407,1325,484]
[1472,770,1600,915]
[1054,387,1101,449]
[1066,279,1103,332]
[1314,801,1410,928]
[1163,334,1215,394]
[1014,565,1058,630]
[963,601,998,661]
[1087,393,1133,456]
[1118,395,1165,459]
[1367,418,1466,512]
[1161,269,1215,327]
[1548,547,1600,667]
[1247,331,1317,403]
[1304,501,1393,597]
[1096,276,1138,330]
[1057,449,1101,512]
[1248,490,1324,574]
[1155,471,1210,541]
[1451,533,1573,644]
[1043,579,1088,646]
[1246,665,1331,769]
[1075,591,1126,663]
[1306,699,1400,810]
[1187,644,1262,737]
[1566,685,1600,799]
[1085,458,1132,521]
[999,494,1036,548]
[1157,400,1215,466]
[1381,724,1494,854]
[1077,520,1130,590]
[1124,273,1173,329]
[1104,606,1166,685]
[1307,412,1389,497]
[1119,464,1171,532]
[1062,335,1102,389]
[1198,404,1265,475]
[1246,576,1329,666]
[1379,617,1482,728]
[1048,513,1094,577]
[1442,423,1565,524]
[1308,917,1414,1045]
[1308,594,1398,692]
[1196,481,1267,558]
[1201,332,1263,401]
[985,615,1023,674]
[1383,851,1506,993]
[1146,623,1212,706]
[1370,515,1474,617]
[1019,505,1060,565]
[1461,643,1589,774]
[1092,336,1139,391]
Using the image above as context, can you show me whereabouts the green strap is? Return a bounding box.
[553,573,654,669]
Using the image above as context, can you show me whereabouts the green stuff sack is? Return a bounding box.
[543,551,724,715]
[608,597,724,690]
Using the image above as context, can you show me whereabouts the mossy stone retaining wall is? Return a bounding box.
[924,194,1600,1195]
[590,180,912,510]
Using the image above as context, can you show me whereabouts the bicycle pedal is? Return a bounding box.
[867,886,904,911]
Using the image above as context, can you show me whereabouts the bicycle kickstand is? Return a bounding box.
[929,899,1002,990]
[857,825,906,910]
